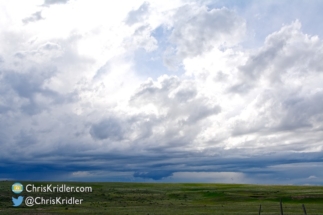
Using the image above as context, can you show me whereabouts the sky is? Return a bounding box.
[0,0,322,185]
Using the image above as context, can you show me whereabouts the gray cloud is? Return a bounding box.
[238,21,323,84]
[4,69,54,99]
[92,61,111,81]
[2,68,58,115]
[90,118,124,141]
[22,11,44,24]
[231,88,323,137]
[125,2,150,26]
[125,24,158,52]
[40,42,61,51]
[227,22,323,138]
[127,75,222,153]
[1,145,322,182]
[187,103,221,123]
[277,91,323,131]
[173,87,197,102]
[169,5,245,58]
[14,130,38,146]
[126,114,155,140]
[1,1,323,184]
[130,76,221,124]
[227,82,253,94]
[42,0,69,6]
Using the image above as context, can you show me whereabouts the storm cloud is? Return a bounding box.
[0,0,322,184]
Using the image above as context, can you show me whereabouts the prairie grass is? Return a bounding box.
[1,181,322,214]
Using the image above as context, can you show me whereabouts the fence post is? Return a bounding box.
[258,204,261,215]
[280,199,284,215]
[302,204,307,215]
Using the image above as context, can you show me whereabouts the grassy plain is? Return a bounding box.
[0,181,322,214]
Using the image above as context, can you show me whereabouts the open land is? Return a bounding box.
[1,181,323,214]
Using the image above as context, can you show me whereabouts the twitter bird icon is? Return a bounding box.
[12,196,24,207]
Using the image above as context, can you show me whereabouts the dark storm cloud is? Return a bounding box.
[1,148,322,182]
[133,170,173,180]
[14,130,38,146]
[1,1,322,185]
[0,105,10,114]
[20,101,44,115]
[0,163,73,181]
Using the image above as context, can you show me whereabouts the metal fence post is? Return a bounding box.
[280,199,284,215]
[258,204,261,215]
[302,204,307,215]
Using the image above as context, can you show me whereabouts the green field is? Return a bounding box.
[1,181,322,214]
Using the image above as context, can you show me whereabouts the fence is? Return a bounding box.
[258,199,308,215]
